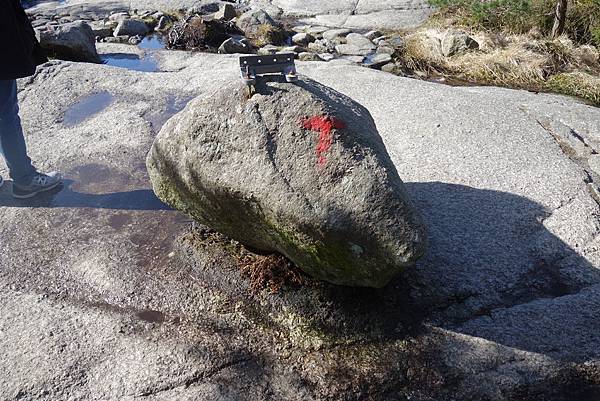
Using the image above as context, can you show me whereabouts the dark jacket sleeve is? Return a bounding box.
[0,0,48,80]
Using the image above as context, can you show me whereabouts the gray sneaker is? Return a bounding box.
[12,171,63,199]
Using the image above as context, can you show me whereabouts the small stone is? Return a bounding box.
[128,35,143,45]
[298,52,319,61]
[365,30,382,40]
[258,44,279,55]
[113,19,150,37]
[292,32,315,46]
[345,33,375,50]
[381,63,397,73]
[292,25,310,33]
[376,45,395,55]
[372,35,388,45]
[386,36,406,49]
[306,26,329,36]
[218,37,253,54]
[322,28,352,41]
[364,53,392,68]
[441,31,479,57]
[317,52,334,61]
[280,45,304,54]
[102,35,129,43]
[88,20,114,39]
[214,4,237,21]
[308,40,328,53]
[335,44,372,56]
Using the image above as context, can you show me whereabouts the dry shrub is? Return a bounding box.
[237,253,307,294]
[167,16,244,50]
[402,31,448,74]
[247,24,288,47]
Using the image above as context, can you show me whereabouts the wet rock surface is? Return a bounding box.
[147,79,427,287]
[2,36,600,401]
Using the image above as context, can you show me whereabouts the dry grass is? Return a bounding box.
[546,71,600,105]
[248,24,288,47]
[237,253,307,294]
[398,28,600,105]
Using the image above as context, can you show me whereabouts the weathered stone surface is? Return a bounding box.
[3,44,600,400]
[322,28,351,41]
[257,44,279,55]
[214,3,236,20]
[88,20,115,39]
[292,32,315,46]
[345,32,375,49]
[335,43,372,56]
[217,37,253,54]
[364,53,392,68]
[441,31,479,57]
[113,18,150,37]
[237,8,278,33]
[36,21,101,63]
[335,32,376,55]
[147,79,427,287]
[298,51,320,61]
[307,40,329,53]
[318,52,335,61]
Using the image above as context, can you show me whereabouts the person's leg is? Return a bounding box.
[0,79,36,186]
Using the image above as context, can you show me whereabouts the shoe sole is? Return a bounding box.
[12,180,63,199]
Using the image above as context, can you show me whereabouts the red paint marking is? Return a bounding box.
[301,115,345,166]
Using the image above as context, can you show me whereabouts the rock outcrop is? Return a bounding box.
[147,78,427,287]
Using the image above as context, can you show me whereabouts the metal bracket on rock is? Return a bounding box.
[239,53,299,97]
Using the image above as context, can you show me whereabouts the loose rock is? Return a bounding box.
[218,37,253,54]
[214,3,237,20]
[292,32,315,46]
[322,28,352,41]
[113,19,150,37]
[147,79,427,287]
[364,53,392,68]
[36,21,101,63]
[441,31,479,57]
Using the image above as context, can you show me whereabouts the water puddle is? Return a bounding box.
[101,53,160,72]
[137,35,166,50]
[22,0,66,8]
[63,91,114,127]
[146,94,194,132]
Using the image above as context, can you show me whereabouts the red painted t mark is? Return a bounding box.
[301,115,345,166]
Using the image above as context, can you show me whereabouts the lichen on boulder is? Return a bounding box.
[147,77,427,287]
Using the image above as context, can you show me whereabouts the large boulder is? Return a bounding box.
[147,79,427,287]
[36,21,101,63]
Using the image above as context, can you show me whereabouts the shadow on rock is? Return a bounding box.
[182,181,600,357]
[405,181,600,360]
